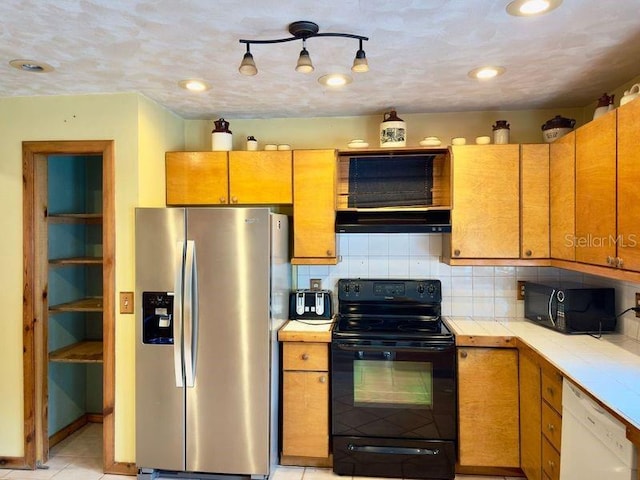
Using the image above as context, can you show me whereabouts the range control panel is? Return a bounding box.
[338,279,441,303]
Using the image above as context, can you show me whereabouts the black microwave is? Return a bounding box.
[524,281,616,334]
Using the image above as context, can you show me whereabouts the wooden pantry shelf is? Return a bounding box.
[48,297,103,313]
[47,213,103,224]
[49,341,103,363]
[49,256,103,266]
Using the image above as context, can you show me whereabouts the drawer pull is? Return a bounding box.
[319,375,327,384]
[301,353,309,360]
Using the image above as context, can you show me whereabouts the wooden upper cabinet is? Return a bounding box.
[166,151,292,206]
[575,111,616,266]
[521,144,550,259]
[616,99,640,271]
[449,145,520,259]
[228,151,292,204]
[549,132,576,261]
[292,149,337,264]
[166,151,229,205]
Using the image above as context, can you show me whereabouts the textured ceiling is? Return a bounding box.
[2,0,640,119]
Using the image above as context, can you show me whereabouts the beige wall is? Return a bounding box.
[184,107,588,151]
[0,93,184,462]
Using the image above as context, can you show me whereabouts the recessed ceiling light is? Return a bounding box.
[9,59,54,73]
[468,66,506,80]
[318,73,353,87]
[178,79,210,92]
[506,0,562,16]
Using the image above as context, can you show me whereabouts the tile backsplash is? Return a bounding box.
[294,233,640,341]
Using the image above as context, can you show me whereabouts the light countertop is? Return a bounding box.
[277,318,334,343]
[445,316,640,436]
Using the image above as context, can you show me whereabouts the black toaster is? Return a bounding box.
[289,290,332,320]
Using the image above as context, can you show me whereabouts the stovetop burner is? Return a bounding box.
[332,279,454,342]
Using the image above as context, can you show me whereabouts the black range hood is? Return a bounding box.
[335,210,451,234]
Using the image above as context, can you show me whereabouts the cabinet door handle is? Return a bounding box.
[319,375,327,384]
[301,353,309,360]
[326,250,333,256]
[547,423,555,432]
[219,196,227,204]
[231,196,238,204]
[548,460,556,469]
[525,249,532,257]
[460,351,468,359]
[616,257,624,268]
[454,249,461,257]
[607,256,614,265]
[547,387,555,396]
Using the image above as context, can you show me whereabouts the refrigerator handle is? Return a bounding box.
[184,240,198,388]
[173,241,185,388]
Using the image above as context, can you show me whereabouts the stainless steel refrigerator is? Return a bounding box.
[135,207,290,480]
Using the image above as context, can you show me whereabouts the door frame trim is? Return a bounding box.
[20,140,132,474]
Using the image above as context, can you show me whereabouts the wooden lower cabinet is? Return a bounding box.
[518,343,563,480]
[519,347,542,480]
[281,342,330,465]
[457,347,520,468]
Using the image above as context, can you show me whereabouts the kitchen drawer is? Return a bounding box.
[542,437,561,480]
[283,342,328,371]
[542,400,562,450]
[541,368,562,413]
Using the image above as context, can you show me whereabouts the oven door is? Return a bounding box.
[331,338,457,478]
[332,338,457,440]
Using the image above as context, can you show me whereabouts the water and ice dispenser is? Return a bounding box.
[142,292,174,344]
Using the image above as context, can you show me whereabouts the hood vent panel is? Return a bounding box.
[335,209,451,233]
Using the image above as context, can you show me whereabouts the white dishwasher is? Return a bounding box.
[560,380,637,480]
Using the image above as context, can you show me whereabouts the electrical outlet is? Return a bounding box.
[310,278,322,291]
[636,293,640,318]
[120,292,134,314]
[517,281,526,300]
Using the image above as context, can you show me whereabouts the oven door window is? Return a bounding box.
[354,359,432,409]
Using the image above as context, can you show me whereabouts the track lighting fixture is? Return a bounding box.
[238,21,369,76]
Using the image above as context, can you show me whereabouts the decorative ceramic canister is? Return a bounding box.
[492,120,510,144]
[593,93,615,120]
[246,135,258,151]
[379,110,406,148]
[211,118,233,151]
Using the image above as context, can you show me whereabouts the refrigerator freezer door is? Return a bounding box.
[185,208,271,475]
[135,208,187,472]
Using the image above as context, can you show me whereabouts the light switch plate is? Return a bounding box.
[120,292,134,314]
[517,281,526,300]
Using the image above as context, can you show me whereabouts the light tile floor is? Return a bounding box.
[0,424,524,480]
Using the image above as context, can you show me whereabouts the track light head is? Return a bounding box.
[295,41,314,73]
[238,45,257,76]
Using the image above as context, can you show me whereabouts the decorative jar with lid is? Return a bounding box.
[492,120,510,144]
[211,118,233,151]
[380,110,406,148]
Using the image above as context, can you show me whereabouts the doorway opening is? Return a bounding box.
[22,140,128,474]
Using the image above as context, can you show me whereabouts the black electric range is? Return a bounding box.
[331,279,457,480]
